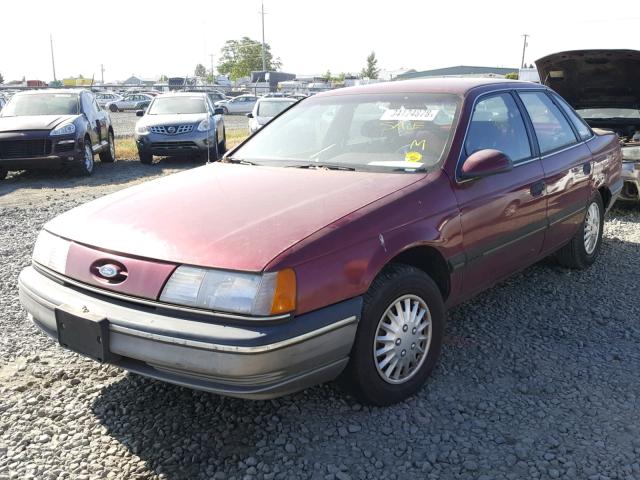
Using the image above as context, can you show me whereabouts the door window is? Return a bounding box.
[519,91,578,154]
[465,93,532,163]
[549,92,593,141]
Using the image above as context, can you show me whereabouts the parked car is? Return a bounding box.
[0,90,115,179]
[105,94,153,112]
[0,96,6,111]
[134,92,226,163]
[537,49,640,202]
[19,79,622,405]
[247,97,297,133]
[215,94,258,114]
[95,92,123,108]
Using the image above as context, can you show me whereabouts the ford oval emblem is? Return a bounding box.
[97,264,120,279]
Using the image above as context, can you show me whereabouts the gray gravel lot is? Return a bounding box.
[1,161,640,480]
[111,112,249,138]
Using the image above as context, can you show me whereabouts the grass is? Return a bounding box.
[115,129,249,161]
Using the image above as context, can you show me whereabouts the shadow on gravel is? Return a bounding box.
[0,158,201,197]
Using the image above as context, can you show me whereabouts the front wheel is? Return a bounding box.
[342,264,445,406]
[139,150,153,165]
[218,129,227,156]
[221,106,229,115]
[556,194,604,269]
[75,141,95,176]
[99,131,116,163]
[109,104,118,113]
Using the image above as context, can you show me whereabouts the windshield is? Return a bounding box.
[577,108,640,119]
[1,93,79,116]
[257,100,296,117]
[148,97,207,115]
[232,93,460,172]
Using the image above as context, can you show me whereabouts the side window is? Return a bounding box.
[465,93,532,163]
[93,98,101,112]
[80,93,93,115]
[549,92,592,141]
[518,91,578,154]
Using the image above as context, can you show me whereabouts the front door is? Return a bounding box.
[517,91,592,253]
[453,91,547,296]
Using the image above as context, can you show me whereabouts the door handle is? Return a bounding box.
[583,162,592,174]
[530,181,545,197]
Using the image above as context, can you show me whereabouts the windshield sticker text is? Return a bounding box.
[380,107,439,122]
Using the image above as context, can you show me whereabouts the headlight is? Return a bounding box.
[50,123,76,136]
[197,118,211,132]
[160,266,296,316]
[32,230,70,274]
[136,124,149,135]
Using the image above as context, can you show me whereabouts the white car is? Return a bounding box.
[95,92,123,108]
[247,97,297,133]
[215,94,258,115]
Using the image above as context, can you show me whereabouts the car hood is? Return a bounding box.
[45,163,421,271]
[0,114,78,132]
[536,49,640,109]
[138,113,206,126]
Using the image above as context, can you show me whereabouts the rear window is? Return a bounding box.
[257,100,296,117]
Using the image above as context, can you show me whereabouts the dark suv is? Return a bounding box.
[0,90,115,178]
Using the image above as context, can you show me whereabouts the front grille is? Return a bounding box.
[55,142,75,153]
[151,141,198,150]
[0,139,52,159]
[149,125,194,135]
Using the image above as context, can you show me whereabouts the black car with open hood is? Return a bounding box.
[537,49,640,201]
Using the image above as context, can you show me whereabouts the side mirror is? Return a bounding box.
[460,149,513,180]
[214,107,225,116]
[136,110,145,117]
[246,112,254,118]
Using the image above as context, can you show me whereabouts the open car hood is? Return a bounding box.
[536,49,640,109]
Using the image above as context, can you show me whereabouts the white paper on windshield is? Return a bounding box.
[380,107,439,122]
[368,160,424,168]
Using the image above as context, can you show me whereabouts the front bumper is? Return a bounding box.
[18,266,361,399]
[0,134,83,170]
[620,161,640,201]
[135,130,214,157]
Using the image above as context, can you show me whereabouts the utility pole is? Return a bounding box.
[50,34,57,82]
[260,0,267,71]
[520,34,529,69]
[100,64,105,84]
[209,54,215,85]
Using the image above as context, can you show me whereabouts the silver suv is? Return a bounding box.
[134,92,226,164]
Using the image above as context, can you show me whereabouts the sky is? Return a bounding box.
[1,0,638,83]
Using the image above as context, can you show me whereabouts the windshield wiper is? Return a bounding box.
[287,164,356,171]
[223,157,259,166]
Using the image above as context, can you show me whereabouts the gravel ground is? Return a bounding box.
[110,112,249,138]
[1,162,640,480]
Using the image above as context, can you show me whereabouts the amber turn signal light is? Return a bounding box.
[270,268,297,314]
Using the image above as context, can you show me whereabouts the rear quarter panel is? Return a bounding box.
[586,130,623,203]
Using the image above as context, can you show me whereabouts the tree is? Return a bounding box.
[360,51,380,79]
[504,72,519,80]
[159,74,168,82]
[0,72,4,84]
[194,64,207,77]
[217,37,281,80]
[322,70,332,82]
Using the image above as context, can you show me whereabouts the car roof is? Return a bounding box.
[257,97,297,102]
[315,78,533,98]
[15,89,82,96]
[155,92,207,98]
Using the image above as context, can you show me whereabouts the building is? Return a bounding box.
[395,65,519,80]
[123,75,158,86]
[62,77,93,87]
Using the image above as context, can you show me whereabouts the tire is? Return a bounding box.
[0,167,7,180]
[75,140,95,176]
[556,194,604,269]
[218,129,227,156]
[341,264,445,406]
[109,104,118,113]
[99,131,116,163]
[139,150,153,165]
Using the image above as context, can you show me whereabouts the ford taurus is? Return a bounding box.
[18,78,622,405]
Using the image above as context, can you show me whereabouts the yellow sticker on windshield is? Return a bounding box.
[405,151,423,163]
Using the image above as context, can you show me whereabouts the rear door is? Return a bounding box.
[453,91,547,295]
[517,90,592,253]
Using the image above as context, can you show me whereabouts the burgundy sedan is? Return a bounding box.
[19,79,622,405]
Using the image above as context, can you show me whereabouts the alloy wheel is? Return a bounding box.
[583,202,600,255]
[84,144,94,173]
